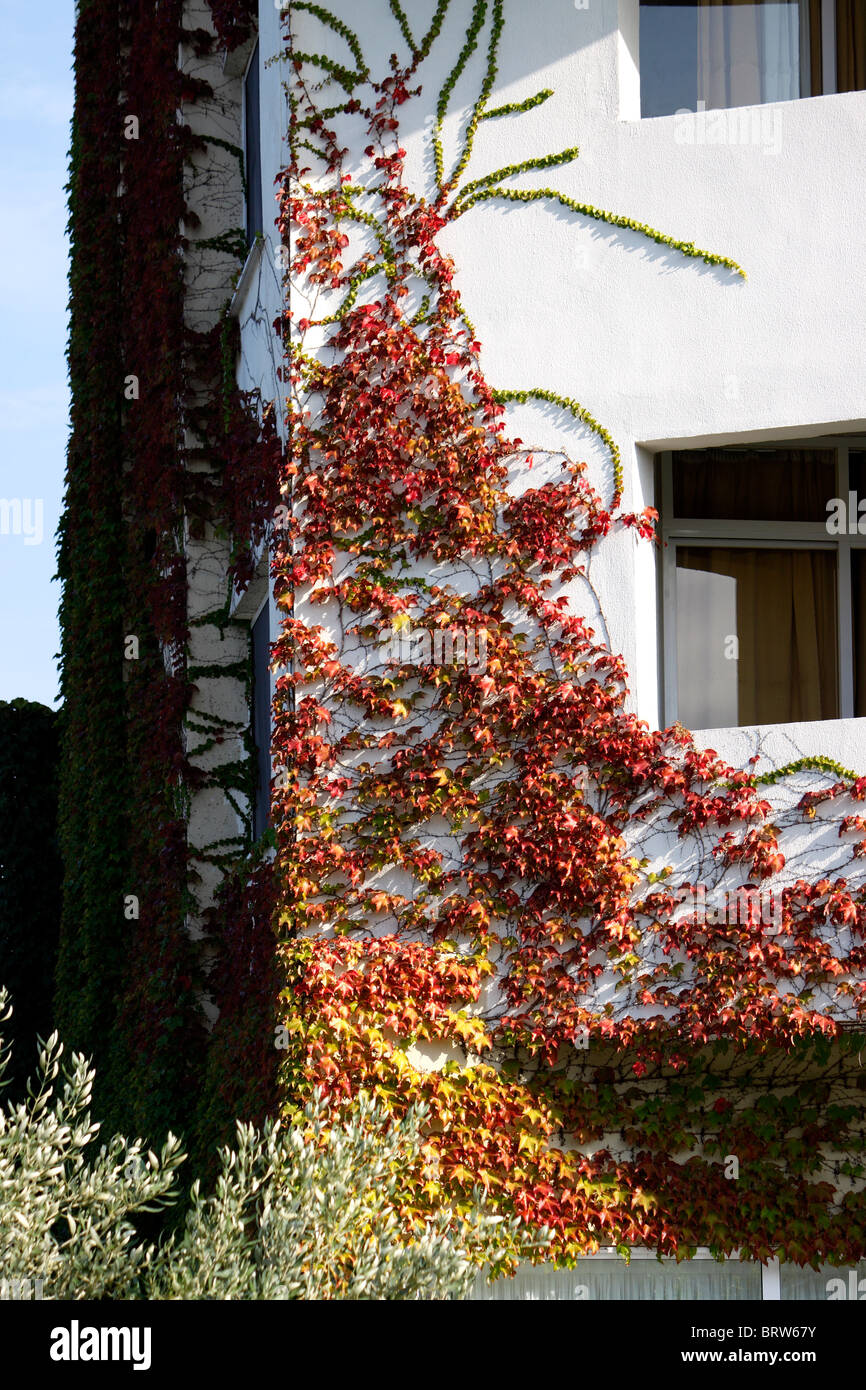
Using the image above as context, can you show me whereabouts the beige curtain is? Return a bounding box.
[475,1257,866,1300]
[854,551,866,717]
[474,1259,762,1300]
[678,547,838,725]
[673,446,835,523]
[781,1260,866,1299]
[836,0,866,91]
[809,0,823,94]
[697,0,800,108]
[853,453,866,715]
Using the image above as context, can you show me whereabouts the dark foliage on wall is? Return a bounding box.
[0,700,63,1094]
[191,855,281,1174]
[55,0,134,1113]
[209,0,258,51]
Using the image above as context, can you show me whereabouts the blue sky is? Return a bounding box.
[0,1,75,707]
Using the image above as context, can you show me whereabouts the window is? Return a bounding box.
[473,1251,763,1299]
[640,1,866,118]
[244,39,263,245]
[473,1253,865,1298]
[660,439,866,729]
[780,1258,866,1298]
[251,601,271,839]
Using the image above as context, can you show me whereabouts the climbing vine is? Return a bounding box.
[274,0,866,1266]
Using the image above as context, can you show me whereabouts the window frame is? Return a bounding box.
[659,435,866,728]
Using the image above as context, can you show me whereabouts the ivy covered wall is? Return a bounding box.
[57,0,866,1273]
[274,0,866,1266]
[0,700,62,1093]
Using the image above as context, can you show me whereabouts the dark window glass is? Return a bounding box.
[251,603,271,839]
[676,546,838,727]
[835,1,866,93]
[672,446,836,522]
[641,2,700,117]
[848,448,866,499]
[854,549,866,718]
[640,1,815,117]
[245,40,263,244]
